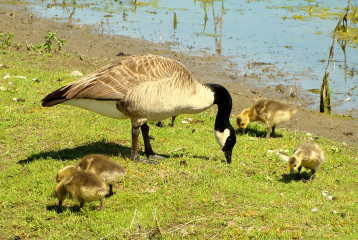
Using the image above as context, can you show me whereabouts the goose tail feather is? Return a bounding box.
[41,85,71,107]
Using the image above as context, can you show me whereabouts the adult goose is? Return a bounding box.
[42,54,236,163]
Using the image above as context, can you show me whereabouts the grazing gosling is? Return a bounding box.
[57,154,126,196]
[288,142,325,181]
[55,171,108,210]
[236,99,297,138]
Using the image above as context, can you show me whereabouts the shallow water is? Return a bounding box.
[5,0,358,116]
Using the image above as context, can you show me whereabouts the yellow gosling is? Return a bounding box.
[236,99,297,138]
[55,171,108,210]
[56,154,126,196]
[288,142,325,181]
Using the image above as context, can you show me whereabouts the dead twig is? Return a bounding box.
[165,217,207,234]
[129,209,138,229]
[151,207,163,237]
[100,230,117,240]
[167,147,185,154]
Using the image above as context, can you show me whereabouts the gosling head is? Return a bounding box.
[288,156,302,175]
[236,109,250,129]
[54,183,69,206]
[215,125,236,164]
[56,166,75,182]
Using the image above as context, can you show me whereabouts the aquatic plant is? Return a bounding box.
[27,32,66,54]
[320,0,354,114]
[0,32,22,50]
[0,32,14,49]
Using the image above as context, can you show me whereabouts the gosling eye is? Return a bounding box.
[294,164,296,167]
[241,123,245,127]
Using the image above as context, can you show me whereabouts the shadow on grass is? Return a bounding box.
[47,204,82,214]
[47,204,102,213]
[279,172,313,183]
[19,140,132,165]
[235,126,283,139]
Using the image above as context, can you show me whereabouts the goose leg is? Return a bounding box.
[131,126,140,161]
[141,123,164,160]
[170,116,176,127]
[155,121,164,127]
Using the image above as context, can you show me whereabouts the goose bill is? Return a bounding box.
[224,147,233,164]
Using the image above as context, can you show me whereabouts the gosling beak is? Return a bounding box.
[224,147,233,164]
[290,169,295,175]
[240,128,248,134]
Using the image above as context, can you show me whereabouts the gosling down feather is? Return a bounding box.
[55,171,108,210]
[57,154,126,196]
[236,99,297,138]
[288,142,325,181]
[42,54,236,163]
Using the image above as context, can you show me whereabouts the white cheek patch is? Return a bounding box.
[215,129,230,148]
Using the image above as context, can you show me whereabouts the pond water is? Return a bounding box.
[5,0,358,116]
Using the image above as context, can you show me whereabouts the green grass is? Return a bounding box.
[0,50,357,239]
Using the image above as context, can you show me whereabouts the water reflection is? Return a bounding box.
[199,0,224,55]
[5,0,358,116]
[173,12,177,29]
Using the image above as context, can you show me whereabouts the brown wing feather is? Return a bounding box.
[41,54,194,107]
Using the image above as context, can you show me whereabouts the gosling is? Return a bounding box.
[55,171,108,210]
[288,142,325,181]
[236,99,297,138]
[57,154,126,196]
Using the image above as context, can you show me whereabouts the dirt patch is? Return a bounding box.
[0,6,357,149]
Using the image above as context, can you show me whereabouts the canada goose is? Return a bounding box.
[42,54,236,163]
[236,99,297,138]
[57,154,126,195]
[55,171,108,210]
[288,142,325,181]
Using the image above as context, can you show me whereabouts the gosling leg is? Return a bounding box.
[295,166,302,180]
[271,126,276,138]
[108,184,113,196]
[99,197,105,210]
[266,126,272,139]
[303,169,316,182]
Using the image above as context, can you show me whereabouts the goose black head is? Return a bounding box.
[215,125,236,164]
[205,83,237,164]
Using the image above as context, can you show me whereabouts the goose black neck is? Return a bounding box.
[205,83,233,131]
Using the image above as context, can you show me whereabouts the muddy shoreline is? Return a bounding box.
[0,5,357,147]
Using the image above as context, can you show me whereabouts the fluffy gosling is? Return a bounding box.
[236,99,297,138]
[57,154,126,195]
[55,171,108,210]
[288,142,325,181]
